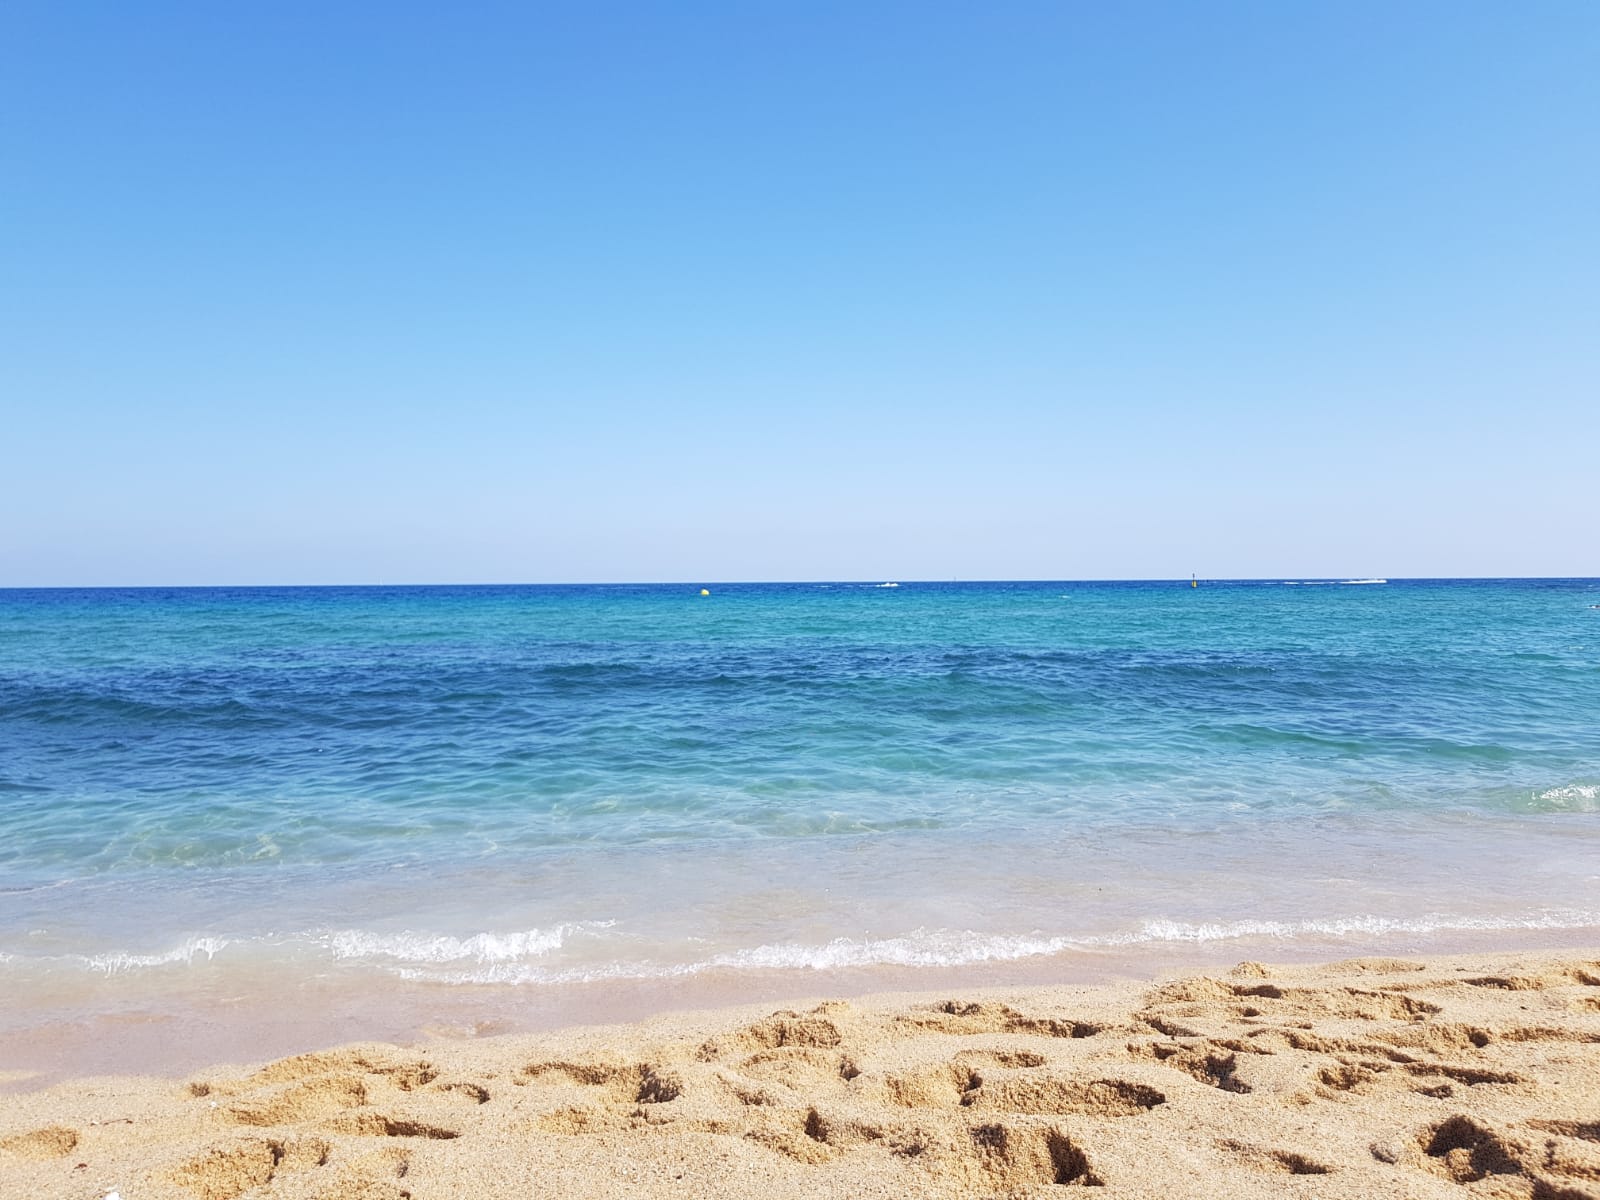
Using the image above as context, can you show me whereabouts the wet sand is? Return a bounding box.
[2,949,1598,1199]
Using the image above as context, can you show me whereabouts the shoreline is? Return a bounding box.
[3,948,1597,1198]
[5,925,1599,1088]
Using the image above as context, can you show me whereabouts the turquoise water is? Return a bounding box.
[2,580,1598,1034]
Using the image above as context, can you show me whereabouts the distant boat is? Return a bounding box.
[1341,579,1387,585]
[876,582,900,588]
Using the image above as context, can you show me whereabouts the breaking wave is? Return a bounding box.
[12,909,1599,986]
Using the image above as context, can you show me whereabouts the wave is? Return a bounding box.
[82,936,230,974]
[325,922,615,964]
[13,909,1599,985]
[1538,784,1598,801]
[396,910,1600,984]
[1531,784,1600,812]
[1105,912,1597,943]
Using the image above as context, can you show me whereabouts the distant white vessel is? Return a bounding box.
[876,582,900,588]
[1342,579,1388,585]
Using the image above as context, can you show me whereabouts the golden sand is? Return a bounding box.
[3,950,1598,1199]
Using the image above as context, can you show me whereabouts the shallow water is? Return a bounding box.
[2,579,1598,1068]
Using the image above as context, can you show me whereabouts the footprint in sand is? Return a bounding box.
[0,1125,80,1159]
[897,1000,1104,1039]
[963,1076,1165,1118]
[322,1113,459,1140]
[1129,1040,1256,1093]
[167,1135,331,1200]
[1458,962,1600,991]
[513,1059,682,1106]
[965,1122,1103,1188]
[1219,1138,1333,1176]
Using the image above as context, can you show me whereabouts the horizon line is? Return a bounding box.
[3,574,1598,592]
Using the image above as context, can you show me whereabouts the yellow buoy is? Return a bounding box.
[699,588,710,596]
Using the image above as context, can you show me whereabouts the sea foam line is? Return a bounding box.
[324,921,615,964]
[387,909,1600,986]
[83,936,230,975]
[1537,784,1599,806]
[13,909,1600,982]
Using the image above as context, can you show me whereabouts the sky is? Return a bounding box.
[2,1,1596,585]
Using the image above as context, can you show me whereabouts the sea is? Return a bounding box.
[2,579,1598,1076]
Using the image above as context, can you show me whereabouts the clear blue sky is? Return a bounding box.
[3,1,1595,585]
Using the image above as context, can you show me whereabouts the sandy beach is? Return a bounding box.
[8,0,1597,1192]
[3,949,1598,1199]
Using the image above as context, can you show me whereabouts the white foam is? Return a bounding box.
[324,922,615,964]
[15,909,1600,984]
[705,929,1076,971]
[371,909,1600,986]
[1538,785,1598,801]
[1104,911,1600,943]
[1535,785,1600,812]
[83,936,229,974]
[369,929,1087,985]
